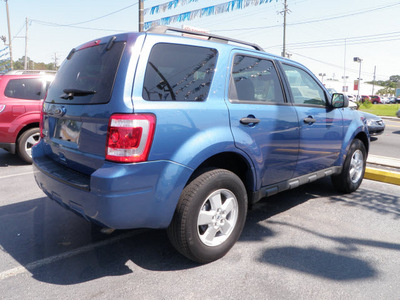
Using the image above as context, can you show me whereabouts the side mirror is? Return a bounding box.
[331,93,349,108]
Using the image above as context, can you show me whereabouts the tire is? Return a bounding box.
[167,169,248,263]
[331,139,366,193]
[17,128,40,164]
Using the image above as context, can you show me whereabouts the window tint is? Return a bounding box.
[229,55,284,103]
[142,43,217,101]
[282,64,327,106]
[4,78,44,100]
[46,41,125,104]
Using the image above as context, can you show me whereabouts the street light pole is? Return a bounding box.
[319,73,326,85]
[4,0,13,70]
[354,57,363,101]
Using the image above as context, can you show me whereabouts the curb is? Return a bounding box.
[365,167,400,186]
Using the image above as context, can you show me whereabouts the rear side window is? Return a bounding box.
[229,55,284,103]
[4,78,44,100]
[46,41,126,104]
[142,43,218,101]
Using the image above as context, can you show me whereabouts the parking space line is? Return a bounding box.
[0,229,145,281]
[0,171,37,180]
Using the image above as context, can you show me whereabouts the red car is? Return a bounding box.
[369,95,382,104]
[0,71,54,163]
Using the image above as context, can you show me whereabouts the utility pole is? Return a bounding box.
[24,17,28,70]
[53,53,58,70]
[372,66,376,95]
[139,0,144,32]
[4,0,13,70]
[281,0,289,58]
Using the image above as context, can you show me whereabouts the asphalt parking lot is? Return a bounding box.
[1,149,400,300]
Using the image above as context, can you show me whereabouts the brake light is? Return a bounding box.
[0,104,5,113]
[106,114,156,163]
[39,103,45,138]
[78,39,101,51]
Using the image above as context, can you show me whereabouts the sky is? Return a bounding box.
[1,0,400,89]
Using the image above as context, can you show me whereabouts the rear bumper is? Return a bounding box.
[32,142,192,229]
[0,142,16,154]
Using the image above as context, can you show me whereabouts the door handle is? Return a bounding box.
[303,116,316,124]
[240,117,260,125]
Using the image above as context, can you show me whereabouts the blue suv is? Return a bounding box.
[32,26,369,263]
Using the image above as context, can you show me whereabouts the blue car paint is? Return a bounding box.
[32,30,369,230]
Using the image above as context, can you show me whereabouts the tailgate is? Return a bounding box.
[40,34,139,175]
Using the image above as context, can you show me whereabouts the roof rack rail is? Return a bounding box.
[147,26,264,52]
[5,70,56,75]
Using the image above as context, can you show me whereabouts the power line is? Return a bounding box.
[31,3,138,30]
[290,51,392,80]
[213,1,400,32]
[31,19,126,33]
[67,3,138,26]
[264,31,400,50]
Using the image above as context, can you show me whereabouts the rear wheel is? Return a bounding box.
[17,128,40,164]
[167,169,248,263]
[332,139,366,193]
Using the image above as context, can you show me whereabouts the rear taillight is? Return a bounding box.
[0,105,5,113]
[106,114,156,163]
[39,103,45,138]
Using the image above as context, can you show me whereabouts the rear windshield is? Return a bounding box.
[46,41,125,104]
[142,43,218,101]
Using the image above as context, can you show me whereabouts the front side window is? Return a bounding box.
[142,43,218,101]
[4,78,44,100]
[229,55,284,103]
[282,64,327,106]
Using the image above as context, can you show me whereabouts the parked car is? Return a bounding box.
[357,111,385,136]
[361,95,370,103]
[0,71,54,163]
[32,26,369,263]
[369,95,382,104]
[396,109,400,118]
[380,97,390,104]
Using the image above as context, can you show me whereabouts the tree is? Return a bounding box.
[389,75,400,82]
[12,56,57,71]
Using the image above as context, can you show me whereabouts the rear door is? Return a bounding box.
[225,51,300,188]
[41,35,136,174]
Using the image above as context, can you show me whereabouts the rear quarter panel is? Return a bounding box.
[131,34,248,170]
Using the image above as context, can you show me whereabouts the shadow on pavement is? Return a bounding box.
[0,178,399,285]
[0,149,29,167]
[260,246,376,280]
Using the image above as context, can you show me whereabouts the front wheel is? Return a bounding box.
[167,169,248,263]
[332,139,366,193]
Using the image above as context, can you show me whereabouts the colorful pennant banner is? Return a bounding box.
[144,0,277,30]
[144,0,199,16]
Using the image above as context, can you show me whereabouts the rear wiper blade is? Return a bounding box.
[60,88,96,100]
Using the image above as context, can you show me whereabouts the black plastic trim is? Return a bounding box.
[33,156,90,191]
